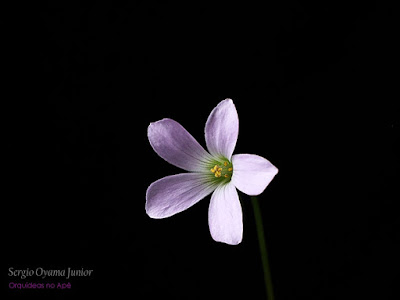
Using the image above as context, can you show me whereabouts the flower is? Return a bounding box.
[146,99,278,245]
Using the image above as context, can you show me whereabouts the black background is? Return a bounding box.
[4,1,399,299]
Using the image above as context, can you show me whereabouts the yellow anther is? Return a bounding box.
[210,163,232,179]
[210,165,219,173]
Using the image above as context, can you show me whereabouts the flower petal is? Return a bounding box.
[146,173,217,219]
[205,99,239,160]
[148,118,213,172]
[208,183,243,245]
[231,154,278,196]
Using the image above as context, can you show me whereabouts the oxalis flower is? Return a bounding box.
[146,99,278,245]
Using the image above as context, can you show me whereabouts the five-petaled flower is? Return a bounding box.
[146,99,278,245]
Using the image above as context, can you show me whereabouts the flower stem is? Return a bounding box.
[251,196,275,300]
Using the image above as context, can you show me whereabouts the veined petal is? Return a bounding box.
[146,173,217,219]
[148,118,213,172]
[205,99,239,160]
[208,183,243,245]
[232,154,278,196]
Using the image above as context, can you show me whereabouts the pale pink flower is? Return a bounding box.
[146,99,278,245]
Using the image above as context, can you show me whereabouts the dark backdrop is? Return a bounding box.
[5,1,398,299]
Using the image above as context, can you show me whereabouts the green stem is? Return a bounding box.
[251,196,275,300]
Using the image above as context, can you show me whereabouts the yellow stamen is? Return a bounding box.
[209,162,233,179]
[210,165,218,173]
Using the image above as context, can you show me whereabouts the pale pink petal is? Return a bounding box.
[205,99,239,160]
[148,118,213,172]
[146,173,217,219]
[208,183,243,245]
[232,154,278,196]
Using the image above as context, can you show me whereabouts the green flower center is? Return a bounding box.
[206,157,233,184]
